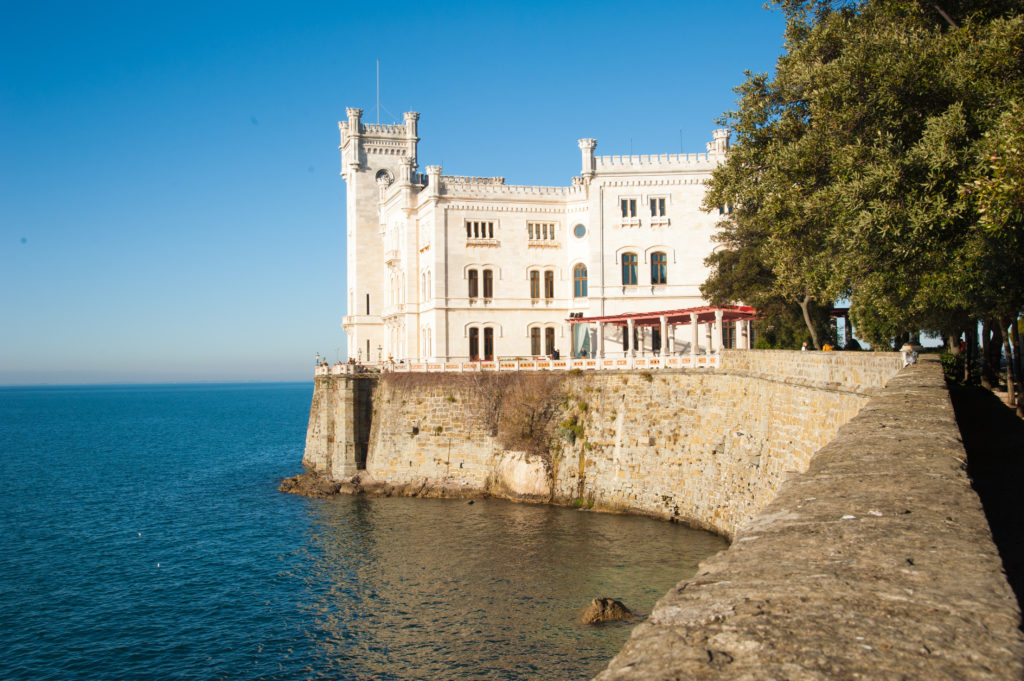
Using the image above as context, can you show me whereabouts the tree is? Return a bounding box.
[704,0,1024,351]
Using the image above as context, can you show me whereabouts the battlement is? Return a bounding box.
[439,177,585,199]
[442,175,506,185]
[594,152,713,169]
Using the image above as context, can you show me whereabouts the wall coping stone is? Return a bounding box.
[595,357,1024,680]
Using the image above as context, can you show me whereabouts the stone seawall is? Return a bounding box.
[360,350,902,537]
[368,369,872,537]
[298,351,1024,677]
[595,358,1024,679]
[303,374,376,478]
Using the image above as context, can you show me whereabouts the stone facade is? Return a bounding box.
[338,108,732,364]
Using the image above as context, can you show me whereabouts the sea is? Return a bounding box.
[0,383,726,681]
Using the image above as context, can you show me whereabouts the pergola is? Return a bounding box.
[566,305,759,357]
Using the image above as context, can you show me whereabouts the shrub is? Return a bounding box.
[940,352,965,384]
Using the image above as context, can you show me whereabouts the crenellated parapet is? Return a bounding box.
[439,179,585,199]
[594,152,714,170]
[441,175,506,185]
[339,109,420,176]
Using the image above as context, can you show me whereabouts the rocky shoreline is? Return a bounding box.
[279,469,487,500]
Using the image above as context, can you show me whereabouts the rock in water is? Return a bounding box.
[278,472,341,497]
[581,598,633,624]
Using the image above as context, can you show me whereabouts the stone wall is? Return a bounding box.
[303,374,376,478]
[719,348,905,392]
[359,350,903,538]
[594,358,1024,680]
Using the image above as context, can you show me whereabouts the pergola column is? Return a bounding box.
[737,320,748,349]
[660,315,668,356]
[705,321,713,355]
[597,322,605,358]
[690,312,699,358]
[714,309,724,353]
[626,318,635,357]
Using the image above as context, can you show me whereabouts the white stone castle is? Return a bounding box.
[338,108,734,364]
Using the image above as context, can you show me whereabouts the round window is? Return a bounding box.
[573,224,586,238]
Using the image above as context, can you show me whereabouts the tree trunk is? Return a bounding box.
[798,294,821,350]
[1010,318,1023,417]
[1002,317,1016,409]
[946,333,960,354]
[981,319,994,389]
[966,322,978,385]
[990,321,1004,390]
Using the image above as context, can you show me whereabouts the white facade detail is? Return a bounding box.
[339,109,730,363]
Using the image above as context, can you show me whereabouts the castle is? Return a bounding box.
[338,108,734,363]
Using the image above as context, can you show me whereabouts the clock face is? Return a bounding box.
[573,224,586,238]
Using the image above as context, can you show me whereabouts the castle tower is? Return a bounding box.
[338,108,420,362]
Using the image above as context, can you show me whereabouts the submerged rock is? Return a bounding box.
[582,598,633,624]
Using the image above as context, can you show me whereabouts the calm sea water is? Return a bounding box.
[0,383,725,681]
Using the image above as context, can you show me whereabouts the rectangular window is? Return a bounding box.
[469,327,479,360]
[527,222,556,241]
[544,270,554,299]
[468,269,479,298]
[466,221,495,238]
[531,328,541,356]
[530,271,540,300]
[650,198,666,217]
[620,199,637,218]
[545,327,555,356]
[483,269,493,299]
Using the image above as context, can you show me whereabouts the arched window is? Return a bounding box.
[531,327,541,356]
[573,264,588,298]
[483,269,493,299]
[544,270,554,299]
[469,327,480,360]
[530,271,540,300]
[622,252,638,285]
[468,269,478,299]
[651,252,667,285]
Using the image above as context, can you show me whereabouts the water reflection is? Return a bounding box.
[297,497,725,681]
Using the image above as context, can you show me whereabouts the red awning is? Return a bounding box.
[566,305,758,327]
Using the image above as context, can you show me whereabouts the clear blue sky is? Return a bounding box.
[1,1,786,385]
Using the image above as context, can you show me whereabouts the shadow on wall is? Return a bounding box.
[952,385,1024,612]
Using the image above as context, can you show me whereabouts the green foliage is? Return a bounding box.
[559,414,585,444]
[940,351,965,384]
[641,372,654,382]
[704,1,1024,345]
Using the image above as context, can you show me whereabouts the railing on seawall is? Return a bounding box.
[314,354,721,376]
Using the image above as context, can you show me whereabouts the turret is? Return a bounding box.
[426,165,442,199]
[706,129,730,157]
[578,138,597,178]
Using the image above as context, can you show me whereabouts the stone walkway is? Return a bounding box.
[594,358,1024,680]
